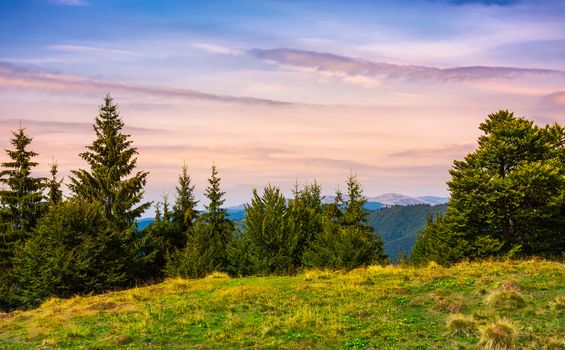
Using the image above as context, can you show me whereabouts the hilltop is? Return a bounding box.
[1,260,562,349]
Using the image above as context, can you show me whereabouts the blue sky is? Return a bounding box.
[0,0,564,208]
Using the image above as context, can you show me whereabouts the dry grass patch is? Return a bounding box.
[446,313,478,337]
[479,318,519,350]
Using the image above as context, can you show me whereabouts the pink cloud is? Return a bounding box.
[250,48,564,82]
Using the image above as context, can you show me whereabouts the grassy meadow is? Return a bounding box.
[0,260,563,350]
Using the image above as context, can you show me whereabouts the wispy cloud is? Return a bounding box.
[47,45,141,61]
[0,62,292,106]
[250,48,564,82]
[0,118,164,135]
[192,43,242,56]
[389,144,475,158]
[544,90,565,107]
[49,0,88,6]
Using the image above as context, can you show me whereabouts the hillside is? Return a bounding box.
[367,204,447,261]
[1,260,563,349]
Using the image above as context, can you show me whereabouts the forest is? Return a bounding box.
[0,95,563,312]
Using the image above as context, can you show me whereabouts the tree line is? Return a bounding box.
[0,95,386,311]
[0,97,562,312]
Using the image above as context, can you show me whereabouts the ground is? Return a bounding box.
[0,260,563,349]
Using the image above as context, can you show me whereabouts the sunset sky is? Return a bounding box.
[1,0,564,210]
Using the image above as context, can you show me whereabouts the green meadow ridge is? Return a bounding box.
[1,260,563,349]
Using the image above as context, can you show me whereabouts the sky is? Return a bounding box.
[0,0,564,210]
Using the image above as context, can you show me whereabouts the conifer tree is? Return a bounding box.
[68,94,150,228]
[242,185,294,274]
[0,127,46,233]
[0,128,45,274]
[172,163,198,234]
[413,111,565,263]
[166,164,234,278]
[47,159,63,205]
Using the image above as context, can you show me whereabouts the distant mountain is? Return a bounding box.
[368,193,427,206]
[136,218,154,231]
[226,204,246,221]
[367,204,447,262]
[416,196,449,205]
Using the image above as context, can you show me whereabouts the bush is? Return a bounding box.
[446,313,478,337]
[11,199,131,308]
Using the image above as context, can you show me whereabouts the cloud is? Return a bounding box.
[0,62,292,106]
[192,43,242,56]
[47,45,141,61]
[389,144,476,158]
[544,90,565,107]
[0,118,164,135]
[250,48,564,82]
[447,0,519,6]
[49,0,88,5]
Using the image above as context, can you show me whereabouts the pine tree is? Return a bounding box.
[68,94,150,228]
[303,174,387,269]
[0,128,45,272]
[166,164,234,278]
[172,163,198,234]
[242,185,294,274]
[0,128,46,232]
[47,159,63,205]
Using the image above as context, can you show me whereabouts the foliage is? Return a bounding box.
[413,111,565,264]
[10,199,130,309]
[68,94,150,229]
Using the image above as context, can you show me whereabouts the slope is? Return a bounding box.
[0,260,562,349]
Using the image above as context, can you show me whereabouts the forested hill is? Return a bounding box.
[367,204,447,261]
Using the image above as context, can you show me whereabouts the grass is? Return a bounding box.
[0,259,563,349]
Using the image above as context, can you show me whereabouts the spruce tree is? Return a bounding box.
[172,163,198,235]
[68,94,150,228]
[0,128,45,272]
[47,159,63,205]
[166,164,234,278]
[0,127,46,232]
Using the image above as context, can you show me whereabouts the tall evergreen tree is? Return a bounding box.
[303,174,387,269]
[242,185,294,275]
[413,111,565,264]
[166,164,234,278]
[68,94,150,228]
[0,128,45,273]
[172,163,198,235]
[47,159,63,205]
[0,127,46,233]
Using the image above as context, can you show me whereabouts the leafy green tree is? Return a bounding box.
[10,199,130,308]
[172,163,198,236]
[166,164,234,278]
[414,111,565,264]
[46,159,63,205]
[0,128,45,272]
[68,94,150,228]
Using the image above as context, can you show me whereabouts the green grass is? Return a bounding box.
[0,260,563,349]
